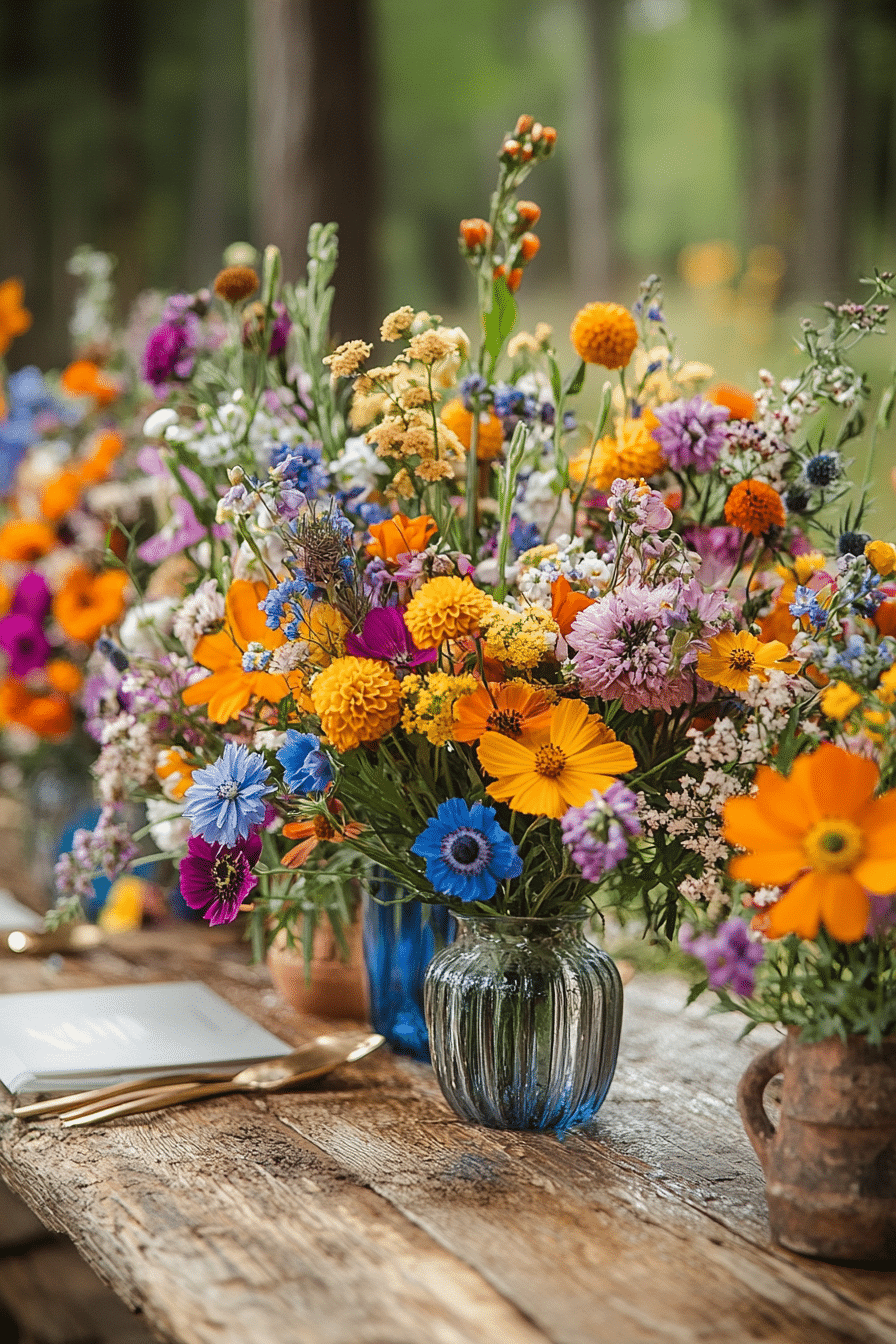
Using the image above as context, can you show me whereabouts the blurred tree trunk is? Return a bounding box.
[799,0,852,296]
[97,0,147,325]
[568,0,622,297]
[250,0,378,342]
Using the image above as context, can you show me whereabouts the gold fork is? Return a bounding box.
[13,1031,385,1127]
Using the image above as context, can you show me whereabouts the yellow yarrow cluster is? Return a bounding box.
[569,418,666,491]
[404,576,492,648]
[401,671,478,746]
[311,657,402,752]
[480,602,559,669]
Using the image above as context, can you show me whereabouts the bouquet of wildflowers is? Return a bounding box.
[51,119,896,1003]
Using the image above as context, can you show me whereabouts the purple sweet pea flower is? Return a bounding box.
[137,495,228,563]
[142,316,199,394]
[0,612,51,676]
[680,918,764,998]
[10,571,52,623]
[345,606,436,675]
[179,830,263,926]
[268,301,292,356]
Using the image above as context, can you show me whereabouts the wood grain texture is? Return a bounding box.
[0,929,893,1344]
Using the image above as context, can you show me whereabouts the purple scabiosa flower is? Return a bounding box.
[183,743,272,847]
[560,783,641,883]
[679,918,764,997]
[344,607,436,675]
[276,731,334,794]
[0,612,51,676]
[568,581,695,713]
[10,571,52,622]
[142,317,198,393]
[179,830,263,926]
[682,525,744,587]
[411,798,522,903]
[651,396,729,472]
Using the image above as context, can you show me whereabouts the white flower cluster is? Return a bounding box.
[96,713,158,803]
[517,534,612,607]
[331,435,390,500]
[172,579,225,655]
[158,389,307,468]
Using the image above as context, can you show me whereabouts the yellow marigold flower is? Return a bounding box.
[722,743,896,943]
[696,631,798,693]
[569,302,638,369]
[724,479,787,536]
[311,656,402,751]
[480,602,559,669]
[820,681,862,720]
[865,539,896,577]
[401,671,477,746]
[324,340,372,378]
[303,601,349,668]
[213,265,258,302]
[439,398,505,460]
[380,306,415,341]
[0,278,32,356]
[569,418,665,490]
[478,699,637,819]
[404,577,491,648]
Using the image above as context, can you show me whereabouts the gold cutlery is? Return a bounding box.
[13,1031,385,1126]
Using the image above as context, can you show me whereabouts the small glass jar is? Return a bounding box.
[424,914,622,1132]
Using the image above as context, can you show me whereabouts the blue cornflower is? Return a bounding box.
[183,743,272,847]
[647,306,664,322]
[260,575,315,632]
[460,373,490,410]
[789,585,828,630]
[411,798,522,903]
[510,516,542,556]
[276,731,334,794]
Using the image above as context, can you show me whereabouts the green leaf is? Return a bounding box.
[547,355,563,406]
[483,276,517,367]
[562,359,586,398]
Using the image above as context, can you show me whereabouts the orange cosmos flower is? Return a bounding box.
[53,566,128,644]
[60,359,118,407]
[439,398,505,460]
[45,659,83,695]
[478,698,637,819]
[0,279,32,355]
[0,519,56,562]
[281,799,365,869]
[181,579,296,724]
[551,575,595,637]
[40,470,83,521]
[453,681,554,744]
[156,747,198,801]
[707,383,756,421]
[365,512,438,564]
[20,693,73,739]
[723,743,896,943]
[696,630,798,693]
[724,479,786,536]
[78,430,124,485]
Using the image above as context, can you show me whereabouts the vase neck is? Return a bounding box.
[455,914,586,944]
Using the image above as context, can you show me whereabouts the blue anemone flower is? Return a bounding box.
[183,742,272,847]
[277,731,334,794]
[411,798,522,903]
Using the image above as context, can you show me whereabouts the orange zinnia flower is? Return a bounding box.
[478,698,637,819]
[45,659,83,695]
[181,579,295,724]
[281,800,365,868]
[0,279,32,355]
[60,359,118,407]
[723,743,896,943]
[19,693,73,739]
[551,575,595,637]
[40,470,83,521]
[453,681,554,744]
[53,566,129,644]
[724,479,786,536]
[0,519,56,562]
[365,512,438,563]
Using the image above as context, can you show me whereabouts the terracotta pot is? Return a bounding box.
[267,916,368,1021]
[738,1028,896,1266]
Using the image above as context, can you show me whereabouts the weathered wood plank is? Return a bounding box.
[0,931,893,1344]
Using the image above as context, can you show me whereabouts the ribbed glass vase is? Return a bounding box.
[424,914,622,1132]
[361,868,455,1062]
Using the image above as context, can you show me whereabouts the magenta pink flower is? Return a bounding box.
[10,571,52,623]
[0,613,51,676]
[344,606,436,674]
[179,830,263,926]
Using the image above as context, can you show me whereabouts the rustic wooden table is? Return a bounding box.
[0,927,893,1344]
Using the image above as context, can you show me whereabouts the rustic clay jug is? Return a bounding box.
[267,915,368,1021]
[738,1029,896,1265]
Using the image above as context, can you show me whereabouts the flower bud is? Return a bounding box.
[519,144,533,162]
[228,465,245,485]
[460,218,491,250]
[514,114,534,136]
[542,127,557,148]
[519,233,540,263]
[516,201,541,227]
[501,139,520,159]
[530,122,543,142]
[507,268,524,293]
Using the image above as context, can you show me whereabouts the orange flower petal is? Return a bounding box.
[806,742,878,820]
[765,871,822,940]
[477,731,535,777]
[818,872,870,942]
[226,579,284,648]
[729,849,806,886]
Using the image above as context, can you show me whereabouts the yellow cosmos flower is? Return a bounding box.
[404,576,491,648]
[477,699,637,819]
[723,743,896,943]
[696,630,798,693]
[819,681,862,721]
[311,656,402,752]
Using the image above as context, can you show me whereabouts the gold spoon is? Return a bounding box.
[13,1031,385,1124]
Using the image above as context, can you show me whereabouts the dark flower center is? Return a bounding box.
[728,649,755,671]
[441,826,491,875]
[211,852,243,901]
[217,779,240,800]
[313,816,337,840]
[487,708,523,736]
[451,836,480,865]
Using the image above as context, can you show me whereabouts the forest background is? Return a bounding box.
[2,0,895,475]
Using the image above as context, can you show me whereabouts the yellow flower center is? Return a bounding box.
[803,818,865,873]
[728,648,755,671]
[534,744,567,779]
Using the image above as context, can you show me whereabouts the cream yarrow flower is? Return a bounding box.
[380,306,416,342]
[404,576,492,648]
[311,657,402,752]
[324,340,372,378]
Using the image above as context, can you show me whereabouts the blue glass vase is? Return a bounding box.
[362,868,454,1062]
[424,914,622,1132]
